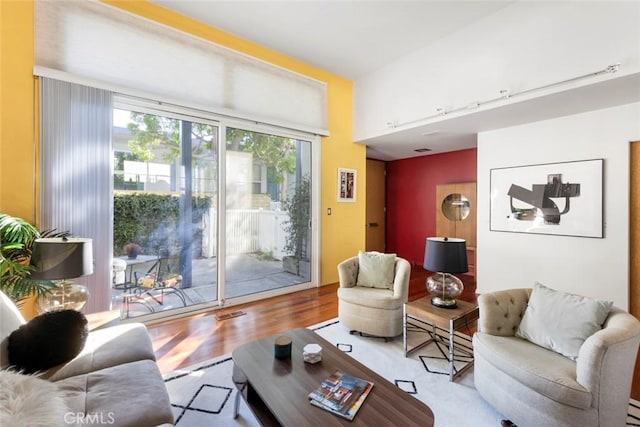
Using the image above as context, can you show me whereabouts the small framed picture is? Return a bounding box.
[337,168,356,202]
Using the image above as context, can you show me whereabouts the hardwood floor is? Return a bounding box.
[145,267,476,375]
[146,282,339,374]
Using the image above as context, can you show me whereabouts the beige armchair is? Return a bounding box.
[337,254,411,338]
[473,288,640,427]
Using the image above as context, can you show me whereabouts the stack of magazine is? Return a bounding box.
[308,369,374,420]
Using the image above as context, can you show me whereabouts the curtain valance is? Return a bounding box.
[35,1,328,136]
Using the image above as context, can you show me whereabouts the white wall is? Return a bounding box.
[477,102,640,309]
[353,1,640,141]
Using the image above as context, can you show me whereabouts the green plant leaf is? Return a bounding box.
[0,213,57,301]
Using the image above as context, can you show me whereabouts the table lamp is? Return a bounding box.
[30,237,93,312]
[423,237,468,309]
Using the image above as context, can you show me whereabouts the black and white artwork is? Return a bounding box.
[490,159,603,238]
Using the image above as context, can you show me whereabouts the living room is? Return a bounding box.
[1,1,639,426]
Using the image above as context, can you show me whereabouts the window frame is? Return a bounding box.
[112,95,321,319]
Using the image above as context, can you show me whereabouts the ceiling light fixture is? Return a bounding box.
[388,63,621,129]
[414,148,432,153]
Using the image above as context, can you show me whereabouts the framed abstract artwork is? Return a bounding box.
[337,168,356,202]
[490,159,604,238]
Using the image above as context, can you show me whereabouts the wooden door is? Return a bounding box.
[630,141,640,400]
[456,182,477,248]
[366,159,386,252]
[435,182,477,279]
[631,141,639,317]
[435,184,457,239]
[435,182,477,248]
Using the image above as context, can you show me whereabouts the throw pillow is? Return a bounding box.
[8,310,88,374]
[515,282,613,360]
[356,251,397,289]
[0,370,68,426]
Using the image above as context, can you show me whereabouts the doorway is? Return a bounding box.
[224,126,312,301]
[366,159,386,252]
[112,107,219,316]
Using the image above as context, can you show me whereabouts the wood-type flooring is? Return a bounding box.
[145,267,476,374]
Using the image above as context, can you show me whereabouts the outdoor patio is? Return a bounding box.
[111,253,307,318]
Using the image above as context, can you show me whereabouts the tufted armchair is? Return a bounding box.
[337,254,411,338]
[473,288,640,427]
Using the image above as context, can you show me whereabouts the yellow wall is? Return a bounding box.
[0,0,365,285]
[0,0,36,221]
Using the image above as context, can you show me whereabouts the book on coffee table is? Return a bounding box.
[308,369,374,420]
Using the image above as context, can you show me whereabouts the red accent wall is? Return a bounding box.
[386,148,477,266]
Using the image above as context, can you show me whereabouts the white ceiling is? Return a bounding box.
[150,1,513,80]
[150,0,640,160]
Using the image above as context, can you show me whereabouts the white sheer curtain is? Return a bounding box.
[39,77,113,313]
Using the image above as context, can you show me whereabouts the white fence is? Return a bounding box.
[201,208,290,260]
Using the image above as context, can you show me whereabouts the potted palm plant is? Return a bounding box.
[0,213,63,303]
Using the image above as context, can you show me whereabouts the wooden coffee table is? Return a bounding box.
[232,327,434,426]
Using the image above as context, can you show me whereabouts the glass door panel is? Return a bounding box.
[112,108,218,318]
[225,127,312,299]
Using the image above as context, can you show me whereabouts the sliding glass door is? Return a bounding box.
[111,105,316,318]
[224,127,312,300]
[112,107,219,317]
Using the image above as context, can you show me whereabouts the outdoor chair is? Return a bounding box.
[134,255,188,308]
[112,256,157,319]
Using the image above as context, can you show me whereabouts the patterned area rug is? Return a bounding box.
[163,319,640,426]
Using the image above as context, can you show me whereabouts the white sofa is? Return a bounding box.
[0,291,174,426]
[473,287,640,427]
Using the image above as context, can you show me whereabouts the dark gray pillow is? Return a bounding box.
[8,309,88,374]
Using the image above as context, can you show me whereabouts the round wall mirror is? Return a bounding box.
[442,193,471,221]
